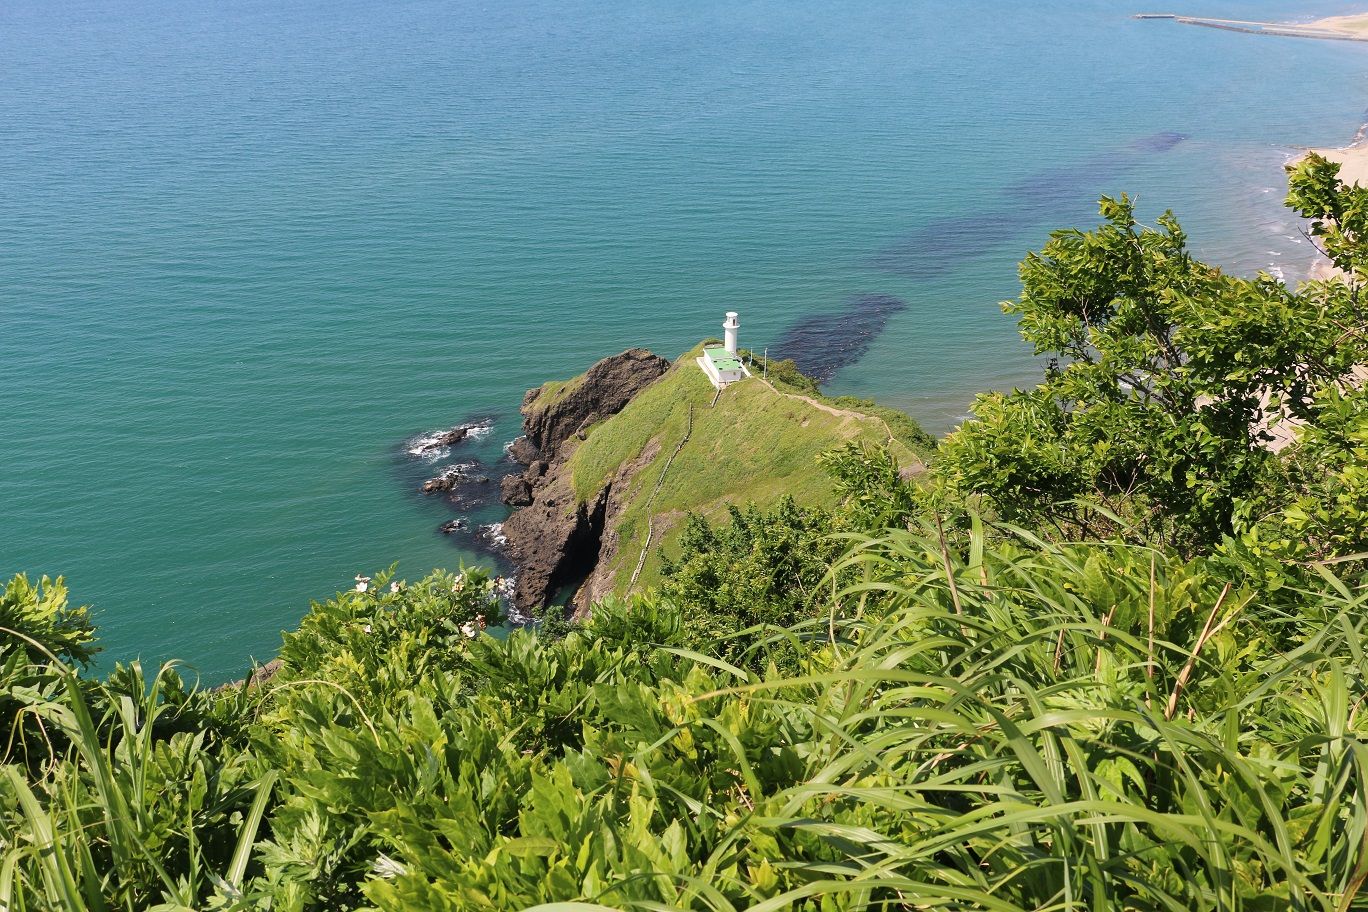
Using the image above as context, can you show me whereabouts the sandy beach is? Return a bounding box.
[1310,13,1368,37]
[1292,117,1368,279]
[1294,138,1366,279]
[1287,10,1368,185]
[1285,140,1362,278]
[1304,141,1368,187]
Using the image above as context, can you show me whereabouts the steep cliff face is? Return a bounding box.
[502,349,670,611]
[518,348,670,463]
[501,474,612,611]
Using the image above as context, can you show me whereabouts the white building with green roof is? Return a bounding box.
[697,312,750,389]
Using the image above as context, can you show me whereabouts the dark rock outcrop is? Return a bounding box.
[431,426,470,447]
[421,475,458,494]
[501,348,671,612]
[508,436,540,466]
[515,348,669,465]
[213,657,283,693]
[500,473,532,506]
[420,462,486,495]
[503,477,610,609]
[408,421,486,458]
[250,658,284,686]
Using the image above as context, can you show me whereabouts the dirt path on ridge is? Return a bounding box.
[753,377,926,473]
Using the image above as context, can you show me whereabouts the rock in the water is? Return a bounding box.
[421,475,457,494]
[435,426,469,447]
[408,424,475,458]
[772,294,907,383]
[439,518,469,534]
[420,463,474,495]
[501,473,532,506]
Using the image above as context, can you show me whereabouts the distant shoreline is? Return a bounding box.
[1302,136,1368,189]
[1136,11,1368,43]
[1295,133,1368,280]
[1138,7,1368,280]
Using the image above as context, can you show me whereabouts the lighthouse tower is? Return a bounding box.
[698,311,751,389]
[722,311,740,354]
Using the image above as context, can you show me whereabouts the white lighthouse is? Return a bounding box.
[697,310,751,390]
[723,311,740,355]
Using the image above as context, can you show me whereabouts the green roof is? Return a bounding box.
[705,347,742,371]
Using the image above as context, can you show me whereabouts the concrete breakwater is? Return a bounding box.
[1136,14,1368,43]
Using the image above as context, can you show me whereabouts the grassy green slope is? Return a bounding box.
[561,343,930,595]
[531,373,586,412]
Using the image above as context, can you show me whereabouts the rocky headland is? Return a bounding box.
[500,348,670,612]
[491,343,931,619]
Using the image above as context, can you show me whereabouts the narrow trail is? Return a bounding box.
[755,377,907,455]
[627,403,693,592]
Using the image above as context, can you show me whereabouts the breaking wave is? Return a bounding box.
[479,522,508,548]
[405,418,495,462]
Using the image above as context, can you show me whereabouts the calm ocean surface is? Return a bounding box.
[4,0,1368,680]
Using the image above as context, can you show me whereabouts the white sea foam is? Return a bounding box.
[1268,265,1286,281]
[492,573,528,624]
[406,419,495,461]
[491,574,522,622]
[406,432,452,462]
[479,522,508,548]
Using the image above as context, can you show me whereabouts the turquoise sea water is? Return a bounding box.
[4,0,1368,681]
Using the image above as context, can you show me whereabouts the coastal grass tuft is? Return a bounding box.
[5,525,1365,910]
[532,372,587,411]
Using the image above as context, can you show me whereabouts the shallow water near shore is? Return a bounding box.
[3,0,1368,681]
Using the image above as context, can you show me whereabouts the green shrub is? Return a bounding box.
[0,574,96,666]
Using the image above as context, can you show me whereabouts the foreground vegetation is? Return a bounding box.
[2,154,1367,910]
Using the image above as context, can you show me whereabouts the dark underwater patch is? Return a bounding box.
[1128,130,1189,154]
[871,131,1189,279]
[772,293,907,383]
